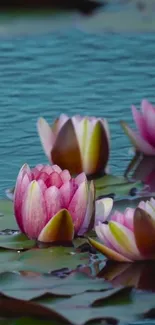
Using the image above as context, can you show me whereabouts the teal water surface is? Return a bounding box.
[0,31,155,196]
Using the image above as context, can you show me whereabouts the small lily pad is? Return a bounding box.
[0,200,17,231]
[0,233,36,250]
[94,174,143,199]
[15,247,89,274]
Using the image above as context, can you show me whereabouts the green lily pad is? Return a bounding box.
[0,249,20,273]
[0,233,36,250]
[0,271,111,300]
[16,247,89,273]
[0,272,64,301]
[36,290,155,325]
[0,200,17,231]
[0,246,90,274]
[94,174,143,198]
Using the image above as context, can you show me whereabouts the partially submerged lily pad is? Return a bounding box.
[94,174,143,199]
[0,233,36,250]
[0,199,17,231]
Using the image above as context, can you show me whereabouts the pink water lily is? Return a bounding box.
[37,114,109,176]
[121,99,155,155]
[14,163,113,242]
[89,197,155,262]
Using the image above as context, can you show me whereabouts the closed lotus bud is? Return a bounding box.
[13,163,113,242]
[37,114,110,177]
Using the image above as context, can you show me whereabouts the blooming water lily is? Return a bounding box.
[121,99,155,155]
[37,114,109,176]
[14,163,113,242]
[89,197,155,262]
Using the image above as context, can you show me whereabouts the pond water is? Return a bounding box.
[0,30,155,197]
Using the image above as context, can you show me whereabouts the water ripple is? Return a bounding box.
[0,32,155,196]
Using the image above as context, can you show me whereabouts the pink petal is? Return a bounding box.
[78,180,95,235]
[108,221,141,260]
[37,117,54,161]
[132,105,148,140]
[141,99,154,115]
[68,181,88,234]
[138,199,155,218]
[95,223,115,250]
[32,165,48,179]
[44,186,62,222]
[123,208,134,230]
[138,200,146,210]
[60,170,71,183]
[36,172,49,182]
[32,165,55,180]
[141,99,155,146]
[111,210,125,224]
[34,164,44,171]
[56,114,69,133]
[150,198,155,209]
[111,209,134,231]
[37,179,47,193]
[31,168,41,180]
[88,237,131,262]
[139,199,155,220]
[60,181,77,208]
[22,181,47,239]
[121,122,155,155]
[50,165,62,174]
[41,165,57,175]
[45,172,63,188]
[74,172,87,185]
[32,164,44,178]
[95,197,113,224]
[14,164,32,232]
[143,105,155,147]
[95,222,137,260]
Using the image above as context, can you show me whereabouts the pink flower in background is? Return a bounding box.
[37,114,109,176]
[121,99,155,155]
[89,197,155,262]
[14,163,113,242]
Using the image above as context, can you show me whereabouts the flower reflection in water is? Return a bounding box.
[98,260,155,292]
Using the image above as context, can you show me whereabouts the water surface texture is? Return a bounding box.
[0,30,155,196]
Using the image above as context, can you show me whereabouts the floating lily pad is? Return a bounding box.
[15,247,89,273]
[0,200,17,231]
[0,246,90,274]
[94,174,143,199]
[0,249,20,273]
[36,290,155,325]
[0,233,36,250]
[0,271,111,300]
